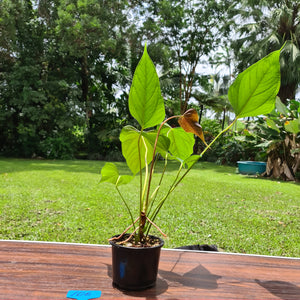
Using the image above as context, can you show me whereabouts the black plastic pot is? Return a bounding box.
[109,234,164,291]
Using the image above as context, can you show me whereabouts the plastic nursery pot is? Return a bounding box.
[109,234,164,291]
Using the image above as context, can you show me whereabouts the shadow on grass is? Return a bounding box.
[2,159,298,187]
[0,158,237,176]
[239,173,300,185]
[190,161,236,174]
[0,158,130,175]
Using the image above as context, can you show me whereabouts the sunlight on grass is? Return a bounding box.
[0,158,299,257]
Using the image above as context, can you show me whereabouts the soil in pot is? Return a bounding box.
[109,234,164,291]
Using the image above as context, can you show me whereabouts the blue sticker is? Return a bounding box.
[66,290,101,300]
[119,261,126,279]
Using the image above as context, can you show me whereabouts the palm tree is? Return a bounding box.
[192,74,233,129]
[228,0,300,104]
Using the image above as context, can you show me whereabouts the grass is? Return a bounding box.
[0,158,299,257]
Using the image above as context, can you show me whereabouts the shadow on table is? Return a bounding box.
[159,263,221,290]
[159,251,221,290]
[121,278,169,299]
[255,279,300,300]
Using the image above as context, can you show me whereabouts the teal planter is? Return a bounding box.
[237,161,267,175]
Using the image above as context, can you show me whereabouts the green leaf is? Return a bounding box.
[129,44,165,129]
[284,118,300,134]
[256,141,273,148]
[289,100,300,115]
[266,118,280,133]
[184,155,201,168]
[120,125,153,175]
[162,127,195,162]
[100,163,132,186]
[228,49,281,118]
[275,97,289,116]
[143,130,170,157]
[120,125,171,174]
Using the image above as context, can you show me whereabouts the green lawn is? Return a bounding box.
[0,158,299,257]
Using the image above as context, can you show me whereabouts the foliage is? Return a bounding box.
[0,0,129,159]
[228,0,300,103]
[1,0,297,162]
[200,123,267,165]
[55,0,130,157]
[0,0,82,157]
[192,74,232,130]
[245,98,300,181]
[194,119,224,162]
[100,45,281,245]
[39,136,75,160]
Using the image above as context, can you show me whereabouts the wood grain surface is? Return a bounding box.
[0,240,299,299]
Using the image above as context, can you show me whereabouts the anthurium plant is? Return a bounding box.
[100,44,282,246]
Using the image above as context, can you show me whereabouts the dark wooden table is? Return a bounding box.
[0,240,299,299]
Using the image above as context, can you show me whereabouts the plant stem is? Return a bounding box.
[144,115,180,216]
[139,136,150,240]
[147,154,167,217]
[146,162,184,235]
[200,118,238,158]
[141,136,149,212]
[116,184,135,232]
[137,133,143,240]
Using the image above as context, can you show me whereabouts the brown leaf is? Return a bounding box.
[178,108,208,146]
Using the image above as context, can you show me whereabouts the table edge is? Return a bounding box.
[0,239,299,260]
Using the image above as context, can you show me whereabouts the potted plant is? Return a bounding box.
[100,44,282,291]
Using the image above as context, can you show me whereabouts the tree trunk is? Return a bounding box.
[221,109,226,130]
[80,55,90,127]
[199,105,204,124]
[277,82,297,105]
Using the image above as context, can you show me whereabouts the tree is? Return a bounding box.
[55,0,128,127]
[228,0,300,104]
[0,0,83,158]
[54,0,134,157]
[137,0,229,114]
[0,0,139,158]
[0,0,49,156]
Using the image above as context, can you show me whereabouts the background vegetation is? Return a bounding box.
[0,159,299,257]
[1,1,299,179]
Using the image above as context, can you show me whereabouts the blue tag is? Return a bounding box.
[66,290,101,300]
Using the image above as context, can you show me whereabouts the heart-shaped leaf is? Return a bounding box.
[120,126,171,174]
[120,125,154,175]
[143,130,170,157]
[100,163,133,186]
[184,155,201,168]
[178,108,207,146]
[129,44,165,129]
[228,49,281,118]
[161,126,195,162]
